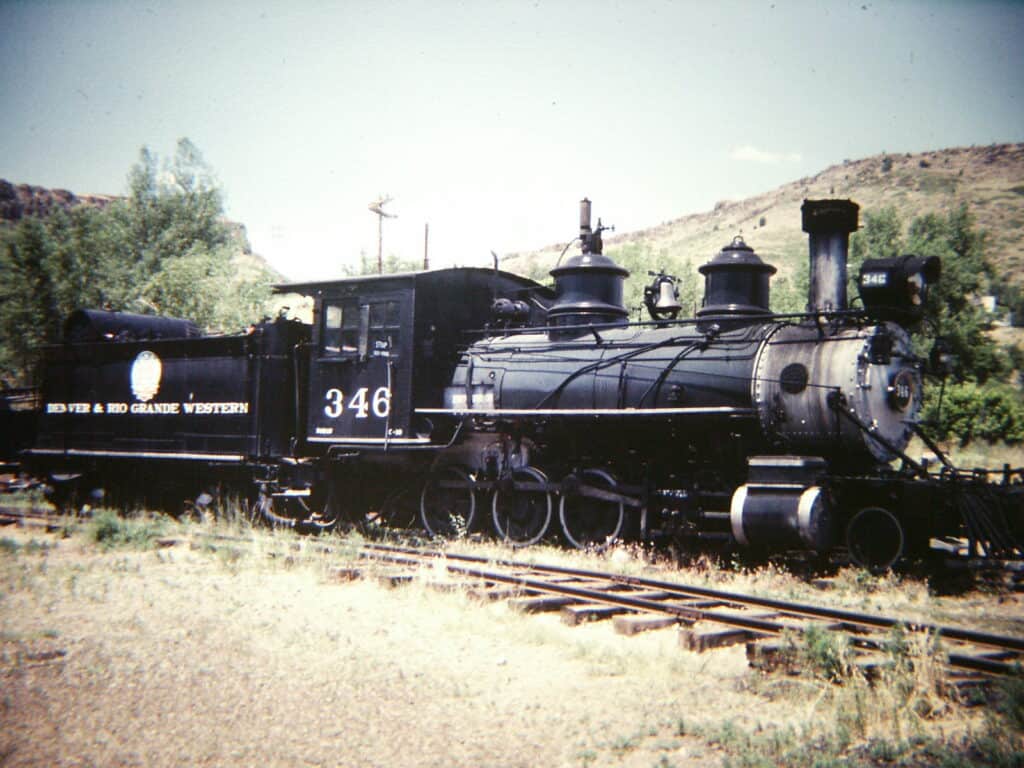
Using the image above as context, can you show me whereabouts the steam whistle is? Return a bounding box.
[579,198,592,233]
[578,198,614,255]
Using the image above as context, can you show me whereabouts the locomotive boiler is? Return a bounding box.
[414,198,957,569]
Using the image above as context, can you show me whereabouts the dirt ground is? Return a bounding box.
[0,521,1021,767]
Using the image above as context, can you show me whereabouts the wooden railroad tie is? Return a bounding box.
[561,603,629,626]
[331,547,1024,681]
[681,626,770,652]
[510,594,579,613]
[613,614,682,636]
[679,614,777,652]
[467,585,531,601]
[560,590,674,626]
[373,570,417,587]
[329,566,363,582]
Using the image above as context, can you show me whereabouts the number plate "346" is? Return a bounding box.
[323,387,391,419]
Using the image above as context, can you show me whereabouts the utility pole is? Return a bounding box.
[423,222,430,270]
[368,196,396,274]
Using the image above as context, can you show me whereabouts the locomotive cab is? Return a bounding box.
[276,268,546,451]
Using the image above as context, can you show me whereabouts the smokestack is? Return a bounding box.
[801,199,859,313]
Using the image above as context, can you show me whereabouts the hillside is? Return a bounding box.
[504,144,1024,292]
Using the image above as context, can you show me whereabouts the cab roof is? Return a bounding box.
[274,266,549,297]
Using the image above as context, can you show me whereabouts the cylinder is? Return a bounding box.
[730,484,833,552]
[801,199,859,313]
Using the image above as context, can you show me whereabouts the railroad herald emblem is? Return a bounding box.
[130,350,162,402]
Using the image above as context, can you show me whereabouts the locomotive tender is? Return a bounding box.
[16,198,1022,570]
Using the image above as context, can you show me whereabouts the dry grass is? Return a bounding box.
[906,435,1024,472]
[0,516,1021,767]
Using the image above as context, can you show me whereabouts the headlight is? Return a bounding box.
[857,255,941,323]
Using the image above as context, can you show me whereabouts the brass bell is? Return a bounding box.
[644,271,682,321]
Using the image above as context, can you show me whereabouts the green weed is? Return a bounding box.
[0,538,20,556]
[961,671,1024,766]
[801,625,853,682]
[0,536,53,557]
[995,670,1024,733]
[704,623,983,766]
[23,539,51,555]
[703,722,943,768]
[88,510,166,550]
[216,546,246,573]
[608,732,640,757]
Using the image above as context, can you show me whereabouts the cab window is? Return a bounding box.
[369,299,401,353]
[321,298,400,357]
[321,300,359,355]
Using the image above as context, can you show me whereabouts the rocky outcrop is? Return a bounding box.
[0,179,253,255]
[0,179,117,223]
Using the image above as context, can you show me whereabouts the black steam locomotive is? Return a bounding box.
[9,198,1022,570]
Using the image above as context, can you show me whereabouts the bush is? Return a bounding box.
[88,510,166,550]
[799,625,853,683]
[962,670,1024,767]
[924,380,1024,445]
[0,537,20,556]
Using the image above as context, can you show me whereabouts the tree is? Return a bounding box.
[906,205,1008,384]
[342,248,421,277]
[0,139,272,387]
[850,204,1008,383]
[927,380,1024,446]
[849,204,1021,444]
[848,206,903,301]
[0,217,59,382]
[141,246,271,332]
[117,138,230,271]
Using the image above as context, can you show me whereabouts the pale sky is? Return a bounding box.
[2,0,1022,282]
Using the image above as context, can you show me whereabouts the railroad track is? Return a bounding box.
[3,506,1022,679]
[346,541,1024,680]
[0,505,63,527]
